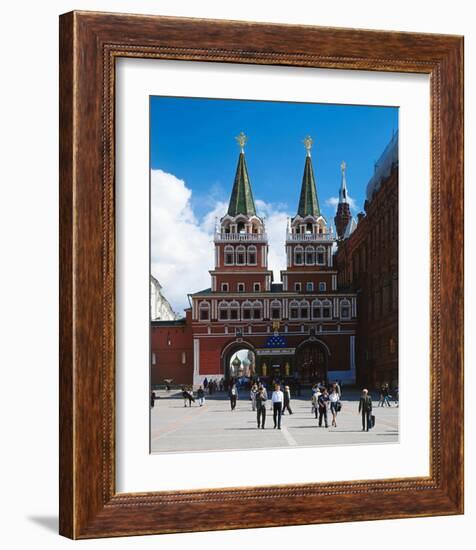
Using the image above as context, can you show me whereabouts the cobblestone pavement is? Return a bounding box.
[151,389,399,454]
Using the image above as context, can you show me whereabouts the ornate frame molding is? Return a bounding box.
[60,11,463,538]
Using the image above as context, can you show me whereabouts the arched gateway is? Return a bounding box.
[221,340,256,380]
[295,339,329,385]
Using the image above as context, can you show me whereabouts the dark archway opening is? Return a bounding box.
[295,340,328,386]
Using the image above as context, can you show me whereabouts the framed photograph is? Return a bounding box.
[59,11,464,539]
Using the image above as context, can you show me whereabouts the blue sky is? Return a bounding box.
[150,96,398,223]
[150,96,398,314]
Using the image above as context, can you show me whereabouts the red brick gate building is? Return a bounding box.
[334,133,399,388]
[151,133,397,389]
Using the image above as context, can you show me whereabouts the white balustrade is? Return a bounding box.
[214,232,268,242]
[286,232,334,242]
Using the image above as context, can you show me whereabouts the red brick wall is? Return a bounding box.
[214,273,269,293]
[150,313,193,386]
[284,272,335,291]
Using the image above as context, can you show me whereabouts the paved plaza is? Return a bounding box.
[151,389,399,453]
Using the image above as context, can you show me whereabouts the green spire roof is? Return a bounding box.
[227,152,257,217]
[297,155,321,217]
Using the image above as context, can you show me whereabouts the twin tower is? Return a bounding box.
[215,132,353,248]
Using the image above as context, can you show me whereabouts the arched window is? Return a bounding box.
[305,246,315,265]
[294,246,304,265]
[218,301,229,320]
[252,300,263,320]
[316,246,326,265]
[312,299,322,319]
[322,299,332,319]
[236,245,246,265]
[247,245,257,265]
[300,300,310,319]
[289,300,300,320]
[270,299,282,320]
[229,300,240,321]
[340,299,351,320]
[242,300,253,320]
[224,245,234,265]
[199,301,210,321]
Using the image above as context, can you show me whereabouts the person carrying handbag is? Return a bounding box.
[329,383,340,427]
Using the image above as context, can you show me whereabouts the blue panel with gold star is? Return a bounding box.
[265,333,288,348]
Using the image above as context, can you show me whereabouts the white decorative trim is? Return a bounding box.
[193,339,200,385]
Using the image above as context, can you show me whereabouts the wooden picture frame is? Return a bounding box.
[59,11,464,539]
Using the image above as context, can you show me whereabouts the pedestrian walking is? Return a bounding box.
[187,386,195,407]
[197,385,205,407]
[250,383,258,411]
[229,381,238,411]
[311,385,320,418]
[393,386,399,407]
[150,390,156,408]
[383,384,392,407]
[318,388,329,427]
[329,384,341,427]
[256,386,267,429]
[282,385,293,415]
[271,384,284,429]
[378,385,385,407]
[359,388,373,431]
[182,386,189,407]
[182,386,194,407]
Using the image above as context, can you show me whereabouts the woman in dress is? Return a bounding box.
[329,383,341,427]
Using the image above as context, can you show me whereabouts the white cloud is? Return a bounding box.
[151,170,215,315]
[151,170,292,315]
[325,195,358,211]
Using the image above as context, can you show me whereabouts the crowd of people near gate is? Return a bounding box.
[152,376,398,433]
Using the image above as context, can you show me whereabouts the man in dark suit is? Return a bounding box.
[358,388,373,431]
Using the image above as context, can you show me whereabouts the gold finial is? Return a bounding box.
[341,160,347,173]
[235,131,248,153]
[303,135,313,156]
